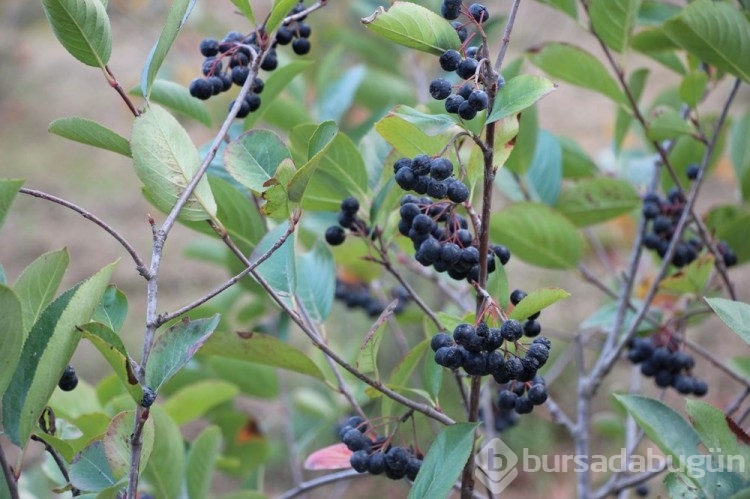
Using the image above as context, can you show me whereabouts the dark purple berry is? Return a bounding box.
[189,78,213,100]
[430,158,454,180]
[325,226,346,245]
[292,38,311,55]
[429,78,453,100]
[468,90,488,110]
[200,38,220,57]
[439,49,462,71]
[431,333,454,352]
[350,450,370,473]
[500,320,523,342]
[457,58,479,80]
[458,100,478,120]
[58,365,78,391]
[445,94,464,114]
[468,3,489,23]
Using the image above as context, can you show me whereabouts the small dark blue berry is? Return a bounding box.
[439,49,462,72]
[429,78,453,100]
[325,226,346,245]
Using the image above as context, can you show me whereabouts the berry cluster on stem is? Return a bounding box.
[338,417,422,481]
[627,336,708,396]
[325,196,371,246]
[334,279,410,317]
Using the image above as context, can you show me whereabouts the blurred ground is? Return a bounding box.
[2,0,750,498]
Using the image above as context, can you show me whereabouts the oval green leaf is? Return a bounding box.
[2,262,115,447]
[0,286,24,397]
[186,425,223,499]
[130,79,211,127]
[265,0,299,33]
[49,117,131,157]
[705,297,750,346]
[296,242,335,323]
[527,42,625,104]
[508,287,570,321]
[0,179,24,233]
[361,1,461,56]
[140,0,196,97]
[131,104,217,221]
[80,322,142,403]
[487,75,557,124]
[145,315,220,392]
[143,405,185,499]
[663,0,750,83]
[556,177,640,227]
[199,330,325,380]
[163,380,239,426]
[589,0,642,53]
[408,423,478,499]
[13,248,69,339]
[42,0,112,68]
[104,410,155,480]
[224,129,292,193]
[489,202,582,269]
[69,439,117,492]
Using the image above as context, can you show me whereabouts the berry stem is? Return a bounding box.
[493,0,522,73]
[104,65,141,117]
[0,444,19,499]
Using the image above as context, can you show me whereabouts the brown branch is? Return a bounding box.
[0,444,19,499]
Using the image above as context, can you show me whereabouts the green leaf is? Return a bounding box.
[508,287,570,321]
[686,400,746,462]
[0,179,24,233]
[131,104,217,221]
[646,106,696,141]
[200,331,324,380]
[422,345,443,403]
[526,130,562,205]
[296,242,335,322]
[145,315,220,392]
[559,136,598,178]
[0,286,24,397]
[265,0,298,33]
[315,65,366,123]
[140,0,196,97]
[230,0,255,25]
[103,411,154,480]
[490,202,582,269]
[663,0,750,83]
[287,121,338,202]
[186,176,266,255]
[391,105,458,137]
[357,314,388,377]
[361,1,461,56]
[730,112,750,202]
[244,61,313,129]
[289,125,369,211]
[589,0,642,53]
[487,75,557,124]
[48,117,131,157]
[224,129,292,193]
[408,423,478,499]
[705,297,750,346]
[533,0,577,19]
[208,358,279,399]
[680,70,709,109]
[659,254,714,295]
[503,106,538,175]
[614,394,702,469]
[92,285,128,333]
[80,322,142,404]
[374,113,447,157]
[2,262,115,447]
[143,405,185,499]
[13,248,69,339]
[69,440,117,492]
[42,0,112,68]
[630,29,685,74]
[556,177,640,226]
[614,68,648,153]
[163,380,239,426]
[186,426,222,499]
[130,79,211,127]
[527,43,625,104]
[251,221,296,308]
[380,340,429,422]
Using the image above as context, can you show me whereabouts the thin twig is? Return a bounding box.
[0,444,19,499]
[277,469,362,499]
[19,188,149,278]
[156,212,300,325]
[544,395,577,437]
[30,435,80,496]
[493,0,523,73]
[104,65,140,117]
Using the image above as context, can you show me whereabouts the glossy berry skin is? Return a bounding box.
[439,49,462,71]
[189,78,213,100]
[458,101,478,120]
[325,226,346,245]
[431,333,454,352]
[510,289,527,306]
[447,181,469,203]
[342,428,370,452]
[435,346,463,369]
[406,458,422,481]
[199,38,220,57]
[445,94,464,114]
[368,453,386,474]
[430,158,454,180]
[468,90,488,110]
[292,38,311,55]
[500,320,523,342]
[429,78,453,100]
[385,447,410,471]
[469,3,489,23]
[457,58,479,80]
[686,164,700,180]
[341,196,360,214]
[58,365,78,391]
[350,450,371,473]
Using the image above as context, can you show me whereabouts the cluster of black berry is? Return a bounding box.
[394,155,469,202]
[188,2,311,118]
[626,337,708,396]
[397,194,510,282]
[497,375,549,415]
[325,196,370,246]
[430,2,492,119]
[58,365,78,391]
[642,185,737,268]
[334,279,410,317]
[338,417,422,481]
[431,321,551,383]
[480,405,519,433]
